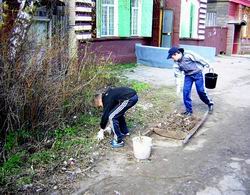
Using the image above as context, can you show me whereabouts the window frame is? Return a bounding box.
[206,12,217,27]
[131,0,141,36]
[100,0,118,37]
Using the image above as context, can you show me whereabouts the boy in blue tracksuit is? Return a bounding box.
[167,47,214,116]
[94,87,138,148]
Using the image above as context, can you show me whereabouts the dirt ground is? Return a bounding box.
[67,59,211,194]
[55,55,250,194]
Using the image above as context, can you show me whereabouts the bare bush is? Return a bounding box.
[1,35,112,131]
[0,1,116,166]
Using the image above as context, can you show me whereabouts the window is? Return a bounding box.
[101,0,117,36]
[206,12,217,26]
[96,0,152,38]
[131,0,140,36]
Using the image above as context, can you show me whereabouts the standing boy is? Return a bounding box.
[167,47,214,116]
[94,87,138,148]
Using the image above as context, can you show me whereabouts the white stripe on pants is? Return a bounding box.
[109,100,129,141]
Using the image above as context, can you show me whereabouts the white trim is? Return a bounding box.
[138,0,142,36]
[200,0,207,3]
[131,0,140,36]
[74,25,92,31]
[199,8,207,14]
[199,19,206,24]
[199,24,205,29]
[76,0,92,3]
[199,13,206,19]
[75,16,92,21]
[199,35,205,39]
[76,34,92,39]
[198,29,205,34]
[100,0,118,37]
[114,0,118,36]
[200,4,207,8]
[75,7,92,12]
[96,0,100,38]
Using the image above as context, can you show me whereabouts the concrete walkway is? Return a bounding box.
[125,65,176,87]
[75,55,250,195]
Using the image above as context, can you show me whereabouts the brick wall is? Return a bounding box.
[207,1,229,26]
[151,1,161,46]
[179,27,228,55]
[79,38,151,64]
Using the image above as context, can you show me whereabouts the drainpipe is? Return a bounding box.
[67,0,77,57]
[158,0,164,46]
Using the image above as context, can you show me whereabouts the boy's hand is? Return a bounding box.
[104,126,112,135]
[97,129,104,141]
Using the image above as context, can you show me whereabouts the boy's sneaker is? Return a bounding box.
[121,132,130,136]
[110,140,124,148]
[181,111,192,116]
[208,103,214,114]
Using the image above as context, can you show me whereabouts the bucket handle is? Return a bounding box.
[208,68,216,76]
[209,68,214,73]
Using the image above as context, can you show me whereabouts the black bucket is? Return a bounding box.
[205,70,218,89]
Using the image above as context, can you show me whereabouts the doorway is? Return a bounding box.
[232,25,241,54]
[161,9,173,48]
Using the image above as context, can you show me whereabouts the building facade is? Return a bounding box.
[151,0,181,48]
[207,0,250,54]
[68,0,154,63]
[151,0,221,54]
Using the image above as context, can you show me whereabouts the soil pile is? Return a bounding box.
[152,112,201,140]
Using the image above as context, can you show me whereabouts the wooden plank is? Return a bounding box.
[153,127,187,140]
[142,128,154,137]
[182,111,209,145]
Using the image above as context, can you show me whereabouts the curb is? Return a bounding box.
[182,110,209,145]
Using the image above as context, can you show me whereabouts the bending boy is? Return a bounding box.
[94,87,138,148]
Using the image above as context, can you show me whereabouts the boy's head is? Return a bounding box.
[167,47,184,61]
[94,94,103,108]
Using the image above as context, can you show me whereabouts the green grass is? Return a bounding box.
[0,151,26,185]
[29,150,55,165]
[52,137,95,153]
[130,80,151,92]
[0,62,177,193]
[16,175,33,186]
[109,63,137,72]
